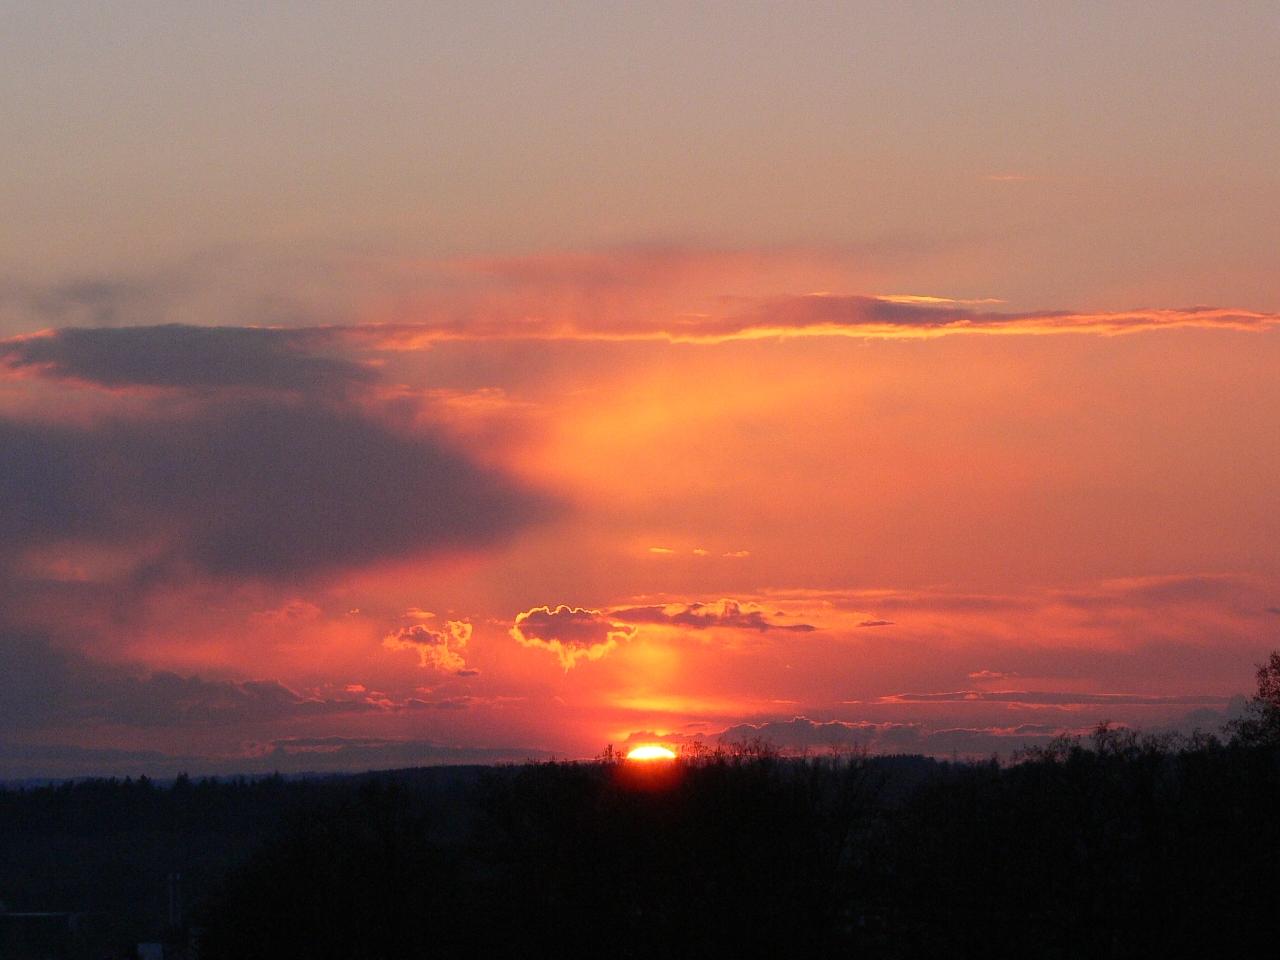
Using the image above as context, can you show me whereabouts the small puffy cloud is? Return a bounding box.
[510,605,637,669]
[383,619,474,674]
[857,619,894,628]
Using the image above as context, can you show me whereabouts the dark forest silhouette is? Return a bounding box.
[3,654,1279,959]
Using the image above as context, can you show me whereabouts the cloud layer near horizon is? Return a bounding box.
[0,633,384,729]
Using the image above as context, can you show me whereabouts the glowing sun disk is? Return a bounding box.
[626,744,677,761]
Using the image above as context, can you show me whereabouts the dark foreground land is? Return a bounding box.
[2,731,1279,959]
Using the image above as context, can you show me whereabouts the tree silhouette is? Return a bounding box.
[1229,650,1280,747]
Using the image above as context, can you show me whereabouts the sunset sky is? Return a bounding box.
[2,2,1278,777]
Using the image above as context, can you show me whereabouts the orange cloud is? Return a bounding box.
[382,619,474,674]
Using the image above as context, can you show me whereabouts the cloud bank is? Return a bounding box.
[0,322,553,587]
[0,403,548,583]
[0,633,381,729]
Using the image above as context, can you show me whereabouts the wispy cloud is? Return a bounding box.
[608,599,817,634]
[323,299,1279,347]
[876,690,1231,706]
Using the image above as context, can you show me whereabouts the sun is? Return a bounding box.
[626,744,677,761]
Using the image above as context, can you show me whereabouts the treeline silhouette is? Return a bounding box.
[3,656,1279,958]
[191,735,1279,960]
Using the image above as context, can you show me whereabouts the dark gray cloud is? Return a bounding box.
[0,321,550,583]
[0,633,85,726]
[0,399,550,581]
[732,294,987,332]
[0,324,371,392]
[101,672,380,727]
[1051,574,1254,609]
[0,276,156,329]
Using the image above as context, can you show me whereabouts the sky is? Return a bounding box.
[2,1,1278,778]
